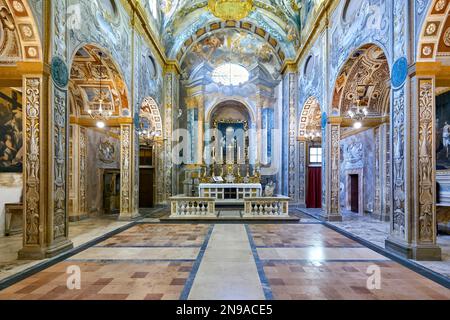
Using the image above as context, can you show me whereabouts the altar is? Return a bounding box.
[199,183,262,204]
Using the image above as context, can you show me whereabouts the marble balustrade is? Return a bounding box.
[170,197,217,218]
[243,197,290,218]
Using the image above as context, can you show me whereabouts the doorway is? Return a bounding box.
[139,147,155,208]
[140,169,154,208]
[350,174,359,213]
[103,170,120,215]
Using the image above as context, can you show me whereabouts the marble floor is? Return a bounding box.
[0,222,448,300]
[297,208,450,279]
[0,216,131,282]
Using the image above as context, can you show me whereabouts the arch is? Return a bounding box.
[299,96,321,138]
[0,0,42,64]
[330,43,391,118]
[417,0,450,61]
[175,20,290,64]
[68,44,130,119]
[206,99,256,126]
[140,96,163,137]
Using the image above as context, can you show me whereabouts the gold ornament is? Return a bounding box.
[208,0,254,21]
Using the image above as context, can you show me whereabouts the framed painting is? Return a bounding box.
[0,89,23,173]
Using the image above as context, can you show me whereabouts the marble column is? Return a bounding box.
[281,68,298,199]
[119,124,139,220]
[256,96,263,165]
[374,123,390,221]
[197,96,205,165]
[323,119,342,222]
[386,76,441,260]
[69,124,87,221]
[163,67,179,202]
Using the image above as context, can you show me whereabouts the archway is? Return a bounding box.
[327,44,391,221]
[208,100,257,167]
[299,97,322,208]
[138,97,163,209]
[68,44,130,221]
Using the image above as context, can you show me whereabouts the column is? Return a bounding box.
[323,118,342,222]
[163,66,179,202]
[298,138,307,207]
[386,76,441,260]
[282,67,298,200]
[20,0,73,259]
[256,95,263,165]
[374,123,390,221]
[197,95,205,165]
[260,106,268,165]
[19,73,74,259]
[119,123,139,220]
[69,124,87,221]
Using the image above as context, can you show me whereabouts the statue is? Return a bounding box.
[264,180,276,197]
[443,121,450,158]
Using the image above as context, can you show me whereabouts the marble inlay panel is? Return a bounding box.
[257,247,387,261]
[97,224,210,247]
[264,261,450,300]
[70,247,200,261]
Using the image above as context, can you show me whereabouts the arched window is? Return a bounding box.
[212,63,249,86]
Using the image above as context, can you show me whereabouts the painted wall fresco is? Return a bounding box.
[0,88,23,173]
[436,91,450,171]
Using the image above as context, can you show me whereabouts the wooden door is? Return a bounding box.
[139,168,154,208]
[350,174,359,213]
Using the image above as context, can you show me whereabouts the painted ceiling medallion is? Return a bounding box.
[208,0,254,21]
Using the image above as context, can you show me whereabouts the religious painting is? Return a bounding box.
[436,91,450,171]
[0,88,22,173]
[217,122,245,161]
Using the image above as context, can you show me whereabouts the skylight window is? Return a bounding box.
[212,63,249,86]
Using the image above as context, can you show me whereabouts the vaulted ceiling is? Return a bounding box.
[156,0,304,60]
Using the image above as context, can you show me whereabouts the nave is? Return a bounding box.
[0,213,449,300]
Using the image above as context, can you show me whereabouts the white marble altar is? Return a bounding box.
[199,183,262,204]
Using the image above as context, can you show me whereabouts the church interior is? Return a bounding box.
[0,0,449,300]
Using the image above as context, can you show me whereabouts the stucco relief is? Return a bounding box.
[392,88,406,237]
[418,79,435,243]
[24,77,41,245]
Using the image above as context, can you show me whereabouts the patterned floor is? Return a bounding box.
[0,223,449,300]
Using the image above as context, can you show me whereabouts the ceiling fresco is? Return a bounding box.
[331,44,391,117]
[156,0,313,61]
[181,28,282,77]
[69,45,129,118]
